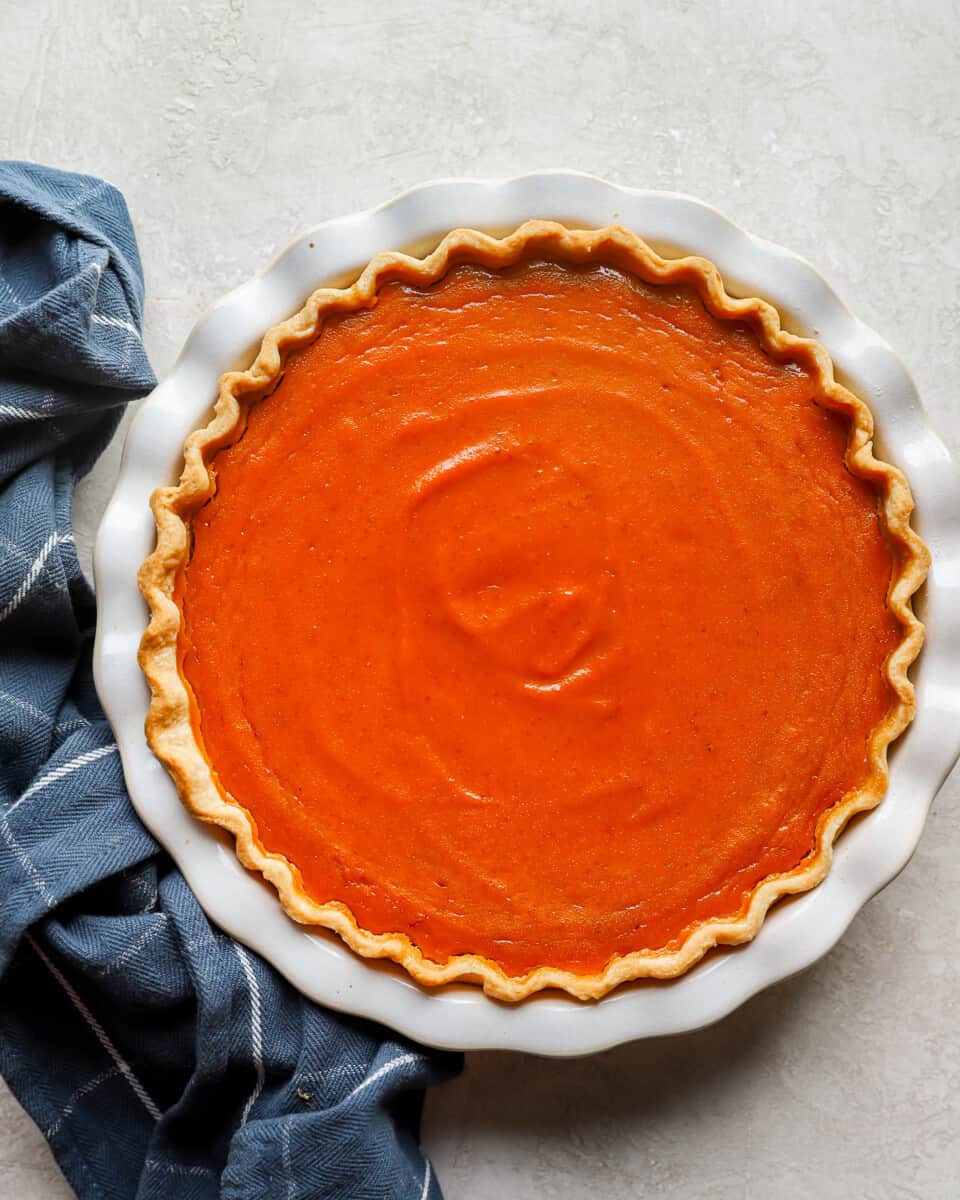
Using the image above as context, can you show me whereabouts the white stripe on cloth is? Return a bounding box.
[45,1067,121,1138]
[10,743,118,812]
[91,312,142,340]
[101,914,168,977]
[0,687,90,737]
[0,531,74,624]
[233,943,266,1124]
[128,870,159,914]
[144,1160,216,1178]
[344,1052,427,1104]
[0,530,33,567]
[0,688,55,726]
[0,814,56,908]
[65,179,109,216]
[282,1117,296,1200]
[296,1061,366,1088]
[26,933,162,1121]
[419,1159,433,1200]
[0,404,40,421]
[55,716,94,734]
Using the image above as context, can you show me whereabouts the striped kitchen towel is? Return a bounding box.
[0,161,460,1200]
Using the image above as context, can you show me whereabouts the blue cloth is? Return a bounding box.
[0,162,460,1200]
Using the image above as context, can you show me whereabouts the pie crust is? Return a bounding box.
[138,221,929,1001]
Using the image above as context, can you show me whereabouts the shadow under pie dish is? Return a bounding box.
[138,220,928,1002]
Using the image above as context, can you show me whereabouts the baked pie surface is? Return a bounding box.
[138,222,928,1000]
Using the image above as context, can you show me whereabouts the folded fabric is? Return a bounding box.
[0,161,460,1200]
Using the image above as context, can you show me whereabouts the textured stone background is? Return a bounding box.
[2,1,959,1197]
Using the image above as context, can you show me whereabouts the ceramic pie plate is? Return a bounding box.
[94,171,960,1056]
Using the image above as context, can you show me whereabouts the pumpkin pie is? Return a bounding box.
[138,222,928,1000]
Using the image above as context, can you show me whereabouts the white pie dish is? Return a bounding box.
[93,170,960,1056]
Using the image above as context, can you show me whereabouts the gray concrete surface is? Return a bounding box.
[2,1,959,1197]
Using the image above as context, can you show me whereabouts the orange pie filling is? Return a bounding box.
[176,259,902,980]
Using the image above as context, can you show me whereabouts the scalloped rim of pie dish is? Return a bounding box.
[138,221,929,1002]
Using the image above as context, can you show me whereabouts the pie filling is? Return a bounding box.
[177,259,899,978]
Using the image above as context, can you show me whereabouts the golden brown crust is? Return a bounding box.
[138,221,929,1001]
